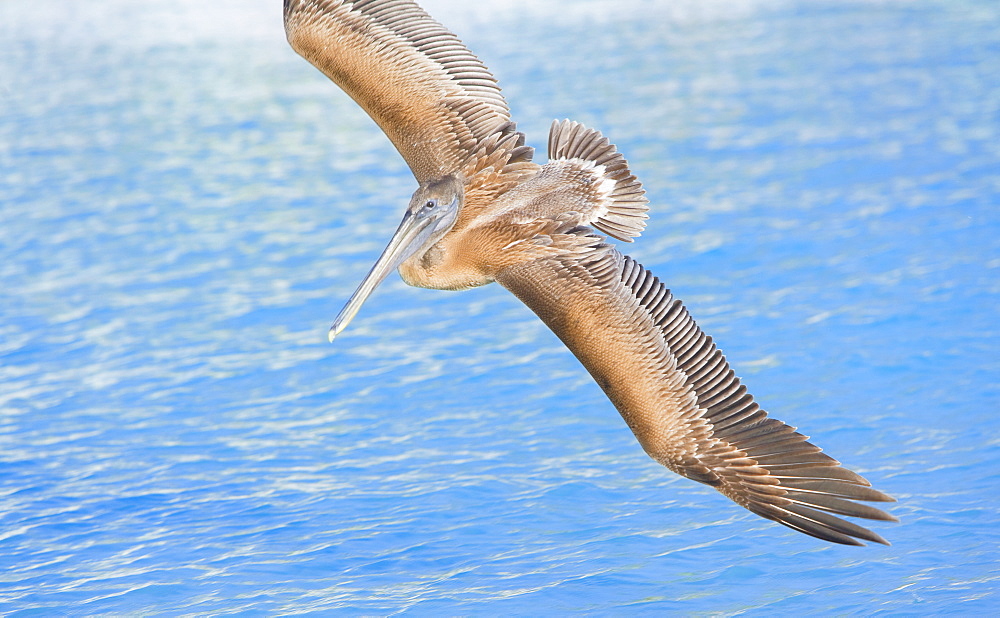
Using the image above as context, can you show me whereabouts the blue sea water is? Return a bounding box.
[1,0,998,613]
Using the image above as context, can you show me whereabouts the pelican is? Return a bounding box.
[284,0,896,545]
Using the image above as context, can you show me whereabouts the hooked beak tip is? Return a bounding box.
[327,324,340,343]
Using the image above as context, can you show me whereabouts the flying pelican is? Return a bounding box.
[283,0,896,545]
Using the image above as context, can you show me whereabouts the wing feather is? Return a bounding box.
[284,0,519,181]
[496,235,896,545]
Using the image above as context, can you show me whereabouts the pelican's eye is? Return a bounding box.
[422,199,437,212]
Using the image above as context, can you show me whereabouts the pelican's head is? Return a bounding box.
[328,175,463,342]
[402,174,464,257]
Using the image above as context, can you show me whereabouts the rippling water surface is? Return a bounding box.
[2,0,998,613]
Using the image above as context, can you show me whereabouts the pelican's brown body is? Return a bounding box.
[284,0,897,545]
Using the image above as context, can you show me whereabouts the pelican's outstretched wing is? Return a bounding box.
[284,0,519,182]
[496,235,897,545]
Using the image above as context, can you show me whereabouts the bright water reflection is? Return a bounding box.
[1,0,998,613]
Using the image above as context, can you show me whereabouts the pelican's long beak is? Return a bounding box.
[328,210,436,342]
